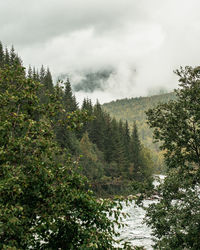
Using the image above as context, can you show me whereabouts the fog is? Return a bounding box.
[1,0,200,104]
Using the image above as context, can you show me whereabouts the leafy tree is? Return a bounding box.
[79,132,104,182]
[0,64,128,249]
[145,66,200,249]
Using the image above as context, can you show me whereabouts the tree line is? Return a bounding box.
[0,42,137,249]
[0,42,153,197]
[1,42,199,249]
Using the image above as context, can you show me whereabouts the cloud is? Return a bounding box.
[1,0,200,104]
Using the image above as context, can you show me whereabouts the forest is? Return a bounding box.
[103,92,177,173]
[0,42,154,198]
[0,42,134,249]
[1,42,200,249]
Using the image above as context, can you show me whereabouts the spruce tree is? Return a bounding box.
[27,65,32,79]
[123,120,131,162]
[4,48,10,65]
[89,101,105,152]
[10,45,17,64]
[111,118,126,171]
[39,65,46,83]
[130,122,142,180]
[0,41,4,67]
[43,67,54,92]
[63,79,78,112]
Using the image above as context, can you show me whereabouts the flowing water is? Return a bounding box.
[116,200,155,249]
[116,175,165,249]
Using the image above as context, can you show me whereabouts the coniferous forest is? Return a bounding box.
[0,42,153,198]
[103,92,177,173]
[0,42,132,249]
[1,40,200,249]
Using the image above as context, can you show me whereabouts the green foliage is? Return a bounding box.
[79,132,105,182]
[0,64,129,249]
[103,92,176,173]
[80,100,153,196]
[145,66,200,249]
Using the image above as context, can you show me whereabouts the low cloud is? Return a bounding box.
[1,0,200,104]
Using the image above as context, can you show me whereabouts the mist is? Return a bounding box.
[1,0,200,104]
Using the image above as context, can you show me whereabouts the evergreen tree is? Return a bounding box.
[89,101,105,152]
[10,45,17,64]
[104,114,115,163]
[0,41,4,67]
[27,65,32,79]
[79,98,93,138]
[43,67,54,92]
[63,79,78,112]
[0,64,126,249]
[123,120,131,162]
[111,118,127,170]
[4,48,10,65]
[82,98,93,115]
[40,65,46,81]
[130,122,142,180]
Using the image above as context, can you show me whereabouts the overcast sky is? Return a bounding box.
[1,0,200,104]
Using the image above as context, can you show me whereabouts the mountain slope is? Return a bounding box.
[103,92,176,172]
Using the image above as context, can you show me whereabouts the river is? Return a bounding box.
[116,175,165,249]
[116,200,155,249]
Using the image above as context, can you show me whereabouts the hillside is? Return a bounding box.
[103,92,177,172]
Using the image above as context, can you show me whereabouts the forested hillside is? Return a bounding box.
[0,42,153,198]
[0,43,132,249]
[103,93,176,172]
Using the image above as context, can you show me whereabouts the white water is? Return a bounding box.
[116,175,165,249]
[116,200,154,249]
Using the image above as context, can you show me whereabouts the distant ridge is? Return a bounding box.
[103,92,176,131]
[103,92,176,172]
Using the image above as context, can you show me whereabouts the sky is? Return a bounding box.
[1,0,200,104]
